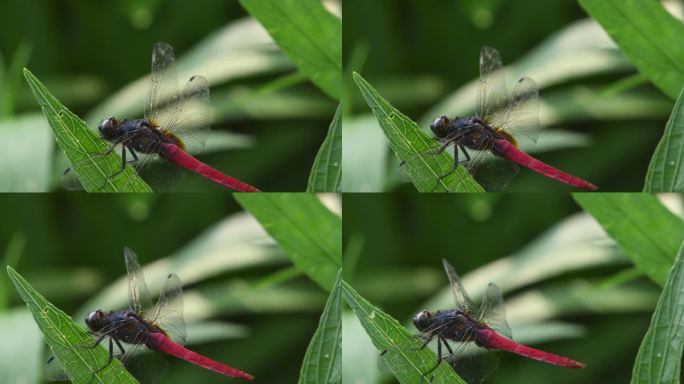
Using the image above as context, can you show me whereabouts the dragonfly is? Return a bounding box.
[412,46,597,191]
[382,259,584,384]
[71,42,260,192]
[47,248,254,382]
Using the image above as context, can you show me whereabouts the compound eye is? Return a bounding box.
[98,117,114,133]
[412,310,433,331]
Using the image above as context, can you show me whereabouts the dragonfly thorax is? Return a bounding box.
[415,308,480,342]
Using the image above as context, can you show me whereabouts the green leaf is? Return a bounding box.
[644,84,684,192]
[235,194,341,291]
[342,280,465,384]
[352,72,484,192]
[307,103,341,192]
[23,68,151,193]
[578,0,684,99]
[239,0,341,100]
[298,270,341,384]
[631,238,684,384]
[6,266,138,384]
[573,193,684,286]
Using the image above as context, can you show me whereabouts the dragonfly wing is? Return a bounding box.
[146,42,180,125]
[492,76,540,149]
[446,339,500,384]
[476,283,513,339]
[464,148,519,192]
[150,273,187,345]
[157,75,210,156]
[124,247,154,315]
[477,47,508,123]
[442,259,478,314]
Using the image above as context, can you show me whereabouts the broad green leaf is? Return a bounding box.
[579,0,684,99]
[307,103,341,192]
[6,267,138,384]
[353,72,484,192]
[631,238,684,384]
[298,270,341,384]
[235,194,341,291]
[23,69,151,193]
[644,84,684,192]
[574,193,684,286]
[239,0,342,100]
[342,280,465,384]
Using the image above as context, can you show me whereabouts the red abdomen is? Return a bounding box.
[478,327,585,369]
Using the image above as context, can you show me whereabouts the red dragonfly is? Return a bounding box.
[79,42,260,192]
[48,248,254,382]
[418,46,597,191]
[383,260,584,383]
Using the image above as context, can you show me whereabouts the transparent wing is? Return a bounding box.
[157,75,210,156]
[491,76,540,149]
[148,273,186,345]
[442,259,477,314]
[146,42,180,125]
[463,147,519,192]
[445,338,500,384]
[477,47,508,122]
[476,283,513,339]
[124,247,154,315]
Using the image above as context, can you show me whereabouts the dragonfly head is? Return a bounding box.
[85,309,107,332]
[412,310,434,332]
[430,115,452,138]
[98,117,121,139]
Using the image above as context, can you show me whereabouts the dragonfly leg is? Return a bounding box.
[113,338,126,358]
[422,337,444,381]
[457,144,471,164]
[98,145,139,190]
[79,333,107,349]
[86,338,115,384]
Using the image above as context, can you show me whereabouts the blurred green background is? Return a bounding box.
[342,0,675,192]
[0,194,331,383]
[0,0,338,192]
[342,193,669,383]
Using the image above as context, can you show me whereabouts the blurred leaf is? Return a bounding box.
[0,113,52,192]
[298,270,341,384]
[235,194,341,291]
[631,238,684,384]
[341,312,379,384]
[341,115,388,192]
[23,68,151,193]
[0,232,26,310]
[0,41,32,117]
[6,267,138,384]
[579,0,684,99]
[307,103,341,192]
[86,18,293,127]
[77,212,282,321]
[574,193,684,286]
[353,72,484,192]
[212,87,335,122]
[239,0,342,100]
[420,19,632,127]
[424,212,626,312]
[644,84,684,192]
[0,308,42,384]
[342,280,465,384]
